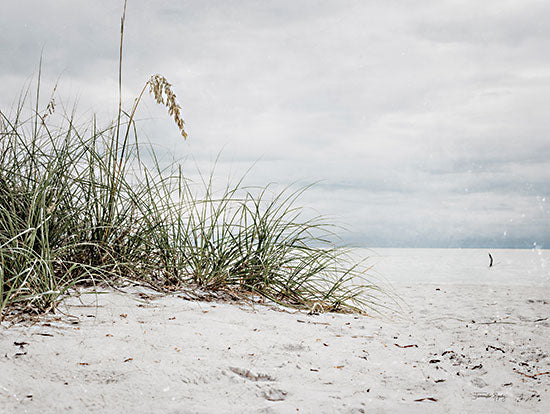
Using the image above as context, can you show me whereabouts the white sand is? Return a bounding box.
[1,282,549,413]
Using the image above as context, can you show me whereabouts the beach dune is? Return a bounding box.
[1,279,549,413]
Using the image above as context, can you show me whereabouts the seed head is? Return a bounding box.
[147,74,188,139]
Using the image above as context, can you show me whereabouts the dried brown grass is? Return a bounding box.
[147,74,187,139]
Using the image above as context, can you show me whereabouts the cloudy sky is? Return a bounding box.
[2,0,549,248]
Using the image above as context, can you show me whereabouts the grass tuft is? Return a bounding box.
[0,0,384,319]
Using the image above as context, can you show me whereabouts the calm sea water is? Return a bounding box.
[352,248,550,287]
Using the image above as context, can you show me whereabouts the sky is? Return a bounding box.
[1,0,549,248]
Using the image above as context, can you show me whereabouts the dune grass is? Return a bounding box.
[0,0,383,319]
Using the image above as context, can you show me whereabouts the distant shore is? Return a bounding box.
[357,247,550,287]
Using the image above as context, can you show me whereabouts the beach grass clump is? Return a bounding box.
[0,86,381,317]
[0,0,383,319]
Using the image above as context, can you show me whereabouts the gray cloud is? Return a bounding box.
[415,2,550,46]
[1,0,549,248]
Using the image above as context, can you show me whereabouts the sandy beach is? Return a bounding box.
[2,0,550,412]
[1,279,549,413]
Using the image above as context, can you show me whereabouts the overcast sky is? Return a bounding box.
[2,0,549,248]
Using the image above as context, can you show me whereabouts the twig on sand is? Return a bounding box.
[515,370,550,379]
[414,397,438,402]
[478,320,516,325]
[394,343,418,348]
[486,345,505,353]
